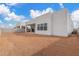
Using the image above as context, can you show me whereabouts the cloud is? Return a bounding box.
[59,3,64,8]
[20,19,30,26]
[5,12,26,21]
[0,20,4,28]
[0,4,25,21]
[22,19,29,23]
[8,23,14,28]
[0,4,10,16]
[0,23,14,29]
[0,4,27,29]
[0,20,3,23]
[30,7,53,18]
[4,17,11,21]
[71,9,79,28]
[0,4,26,22]
[0,24,5,28]
[6,3,16,6]
[71,10,79,21]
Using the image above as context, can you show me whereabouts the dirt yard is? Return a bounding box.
[1,32,79,56]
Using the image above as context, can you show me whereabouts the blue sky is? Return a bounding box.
[0,3,79,28]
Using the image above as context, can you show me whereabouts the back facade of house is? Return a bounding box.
[15,8,73,37]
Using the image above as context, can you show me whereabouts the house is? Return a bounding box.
[15,8,73,37]
[14,25,25,32]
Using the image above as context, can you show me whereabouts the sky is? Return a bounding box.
[0,3,79,29]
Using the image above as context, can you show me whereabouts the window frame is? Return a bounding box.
[37,23,47,31]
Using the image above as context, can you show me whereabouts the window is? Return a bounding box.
[37,24,40,30]
[40,24,43,30]
[37,23,47,31]
[22,26,25,29]
[44,23,47,30]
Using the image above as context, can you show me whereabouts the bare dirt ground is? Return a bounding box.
[1,32,79,56]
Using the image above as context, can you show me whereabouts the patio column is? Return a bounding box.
[20,25,22,29]
[30,25,32,32]
[25,25,27,32]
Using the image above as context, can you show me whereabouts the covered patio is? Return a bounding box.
[25,23,36,32]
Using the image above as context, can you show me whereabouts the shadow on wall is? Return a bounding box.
[32,35,79,56]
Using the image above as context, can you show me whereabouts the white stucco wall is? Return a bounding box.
[35,12,52,35]
[25,12,52,35]
[25,9,73,36]
[51,9,70,36]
